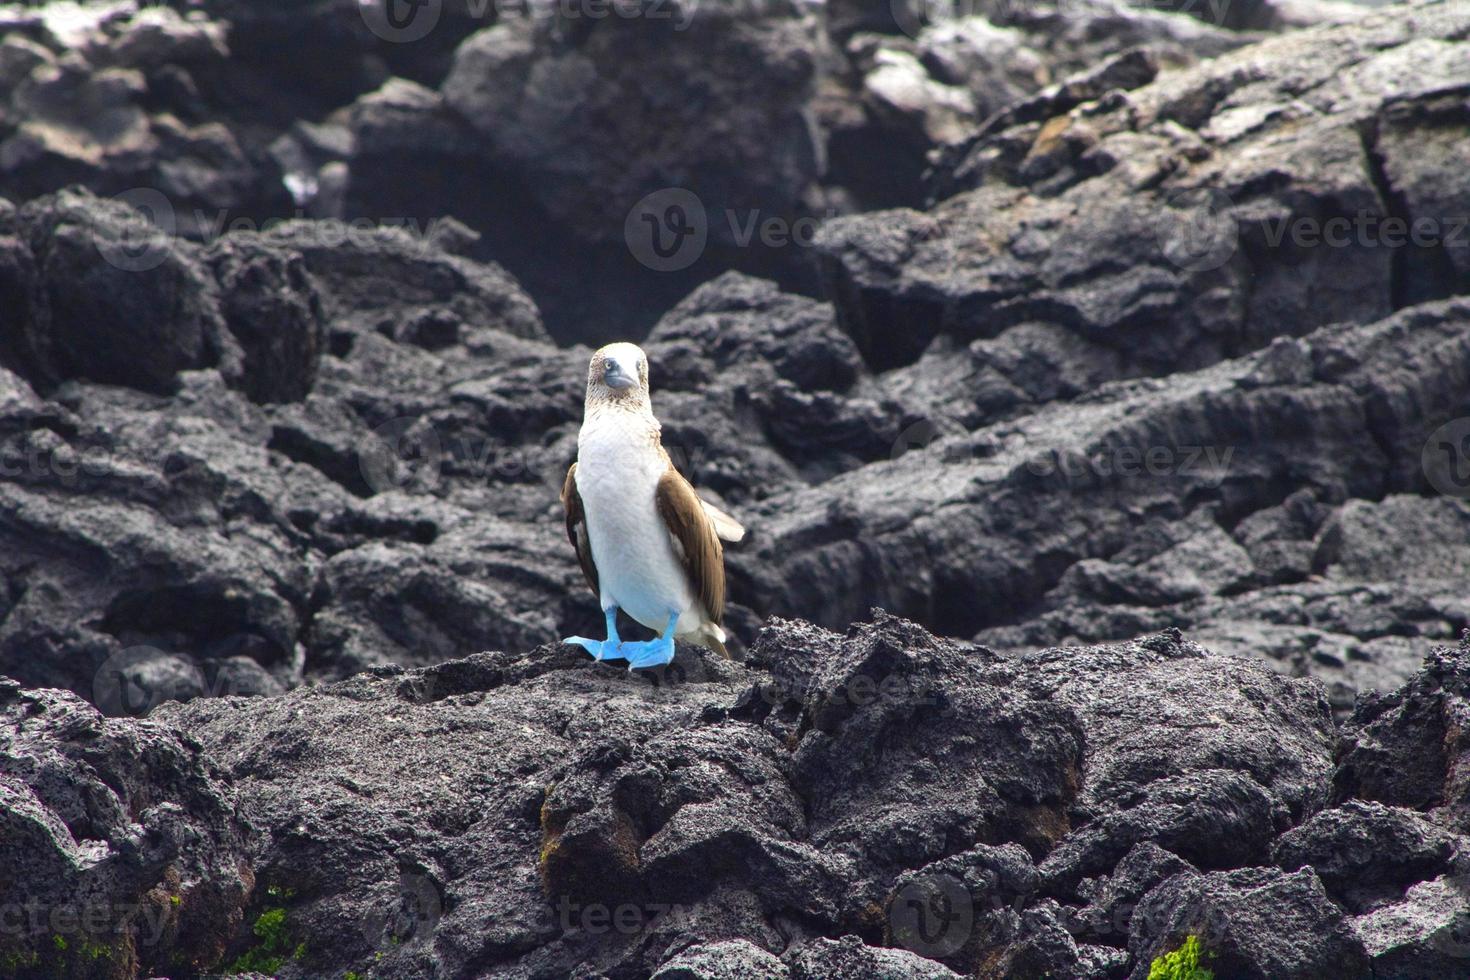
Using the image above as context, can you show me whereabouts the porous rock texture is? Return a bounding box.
[0,617,1465,977]
[1,0,1470,976]
[0,677,252,978]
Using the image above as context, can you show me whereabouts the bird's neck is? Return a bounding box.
[583,399,661,445]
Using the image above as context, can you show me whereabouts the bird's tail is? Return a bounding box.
[701,623,732,659]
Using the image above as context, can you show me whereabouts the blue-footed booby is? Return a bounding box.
[561,342,745,669]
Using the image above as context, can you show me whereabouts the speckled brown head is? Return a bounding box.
[585,342,651,410]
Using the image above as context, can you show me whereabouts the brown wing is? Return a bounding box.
[655,466,726,624]
[699,497,745,543]
[562,463,599,598]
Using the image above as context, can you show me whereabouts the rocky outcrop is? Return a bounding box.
[0,679,251,979]
[1,178,1467,712]
[440,0,824,250]
[0,3,289,235]
[0,0,1393,342]
[823,2,1470,374]
[0,188,557,704]
[1,1,1468,975]
[340,0,1362,339]
[0,190,238,396]
[0,617,1456,977]
[739,297,1470,709]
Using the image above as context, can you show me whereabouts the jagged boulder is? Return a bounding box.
[0,190,565,704]
[145,615,1350,978]
[0,680,251,979]
[0,189,236,396]
[441,2,822,249]
[0,3,286,229]
[1272,800,1460,913]
[1128,866,1371,979]
[1333,638,1470,833]
[819,3,1470,373]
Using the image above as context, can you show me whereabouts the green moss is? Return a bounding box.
[256,908,288,943]
[1,950,40,972]
[1148,935,1214,980]
[2,934,115,978]
[344,972,363,980]
[226,905,305,975]
[78,939,112,961]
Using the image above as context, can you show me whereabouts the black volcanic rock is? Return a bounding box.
[3,178,1468,715]
[1272,800,1460,913]
[251,219,546,345]
[2,609,1465,979]
[203,231,326,404]
[0,1,1468,977]
[1333,638,1470,830]
[1,169,1467,718]
[0,4,290,231]
[1071,842,1198,945]
[819,2,1470,374]
[1319,639,1470,977]
[644,272,895,491]
[745,297,1470,657]
[1,189,236,396]
[650,939,791,979]
[1352,873,1470,979]
[0,680,251,979]
[440,1,824,251]
[128,615,1364,978]
[784,936,964,978]
[1128,865,1371,979]
[1018,630,1336,895]
[0,189,564,704]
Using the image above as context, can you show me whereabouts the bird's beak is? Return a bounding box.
[604,362,635,390]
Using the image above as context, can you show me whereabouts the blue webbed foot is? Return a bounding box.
[564,607,625,662]
[562,635,626,661]
[622,636,676,670]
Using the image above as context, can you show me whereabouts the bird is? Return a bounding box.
[561,342,745,669]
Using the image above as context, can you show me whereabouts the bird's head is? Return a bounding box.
[586,342,651,408]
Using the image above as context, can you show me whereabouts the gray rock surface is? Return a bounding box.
[1272,800,1460,912]
[0,619,1450,977]
[1127,865,1372,979]
[1,197,1467,715]
[111,615,1381,978]
[440,1,824,249]
[0,1,1468,977]
[0,679,251,978]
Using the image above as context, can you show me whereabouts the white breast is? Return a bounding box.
[575,411,697,635]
